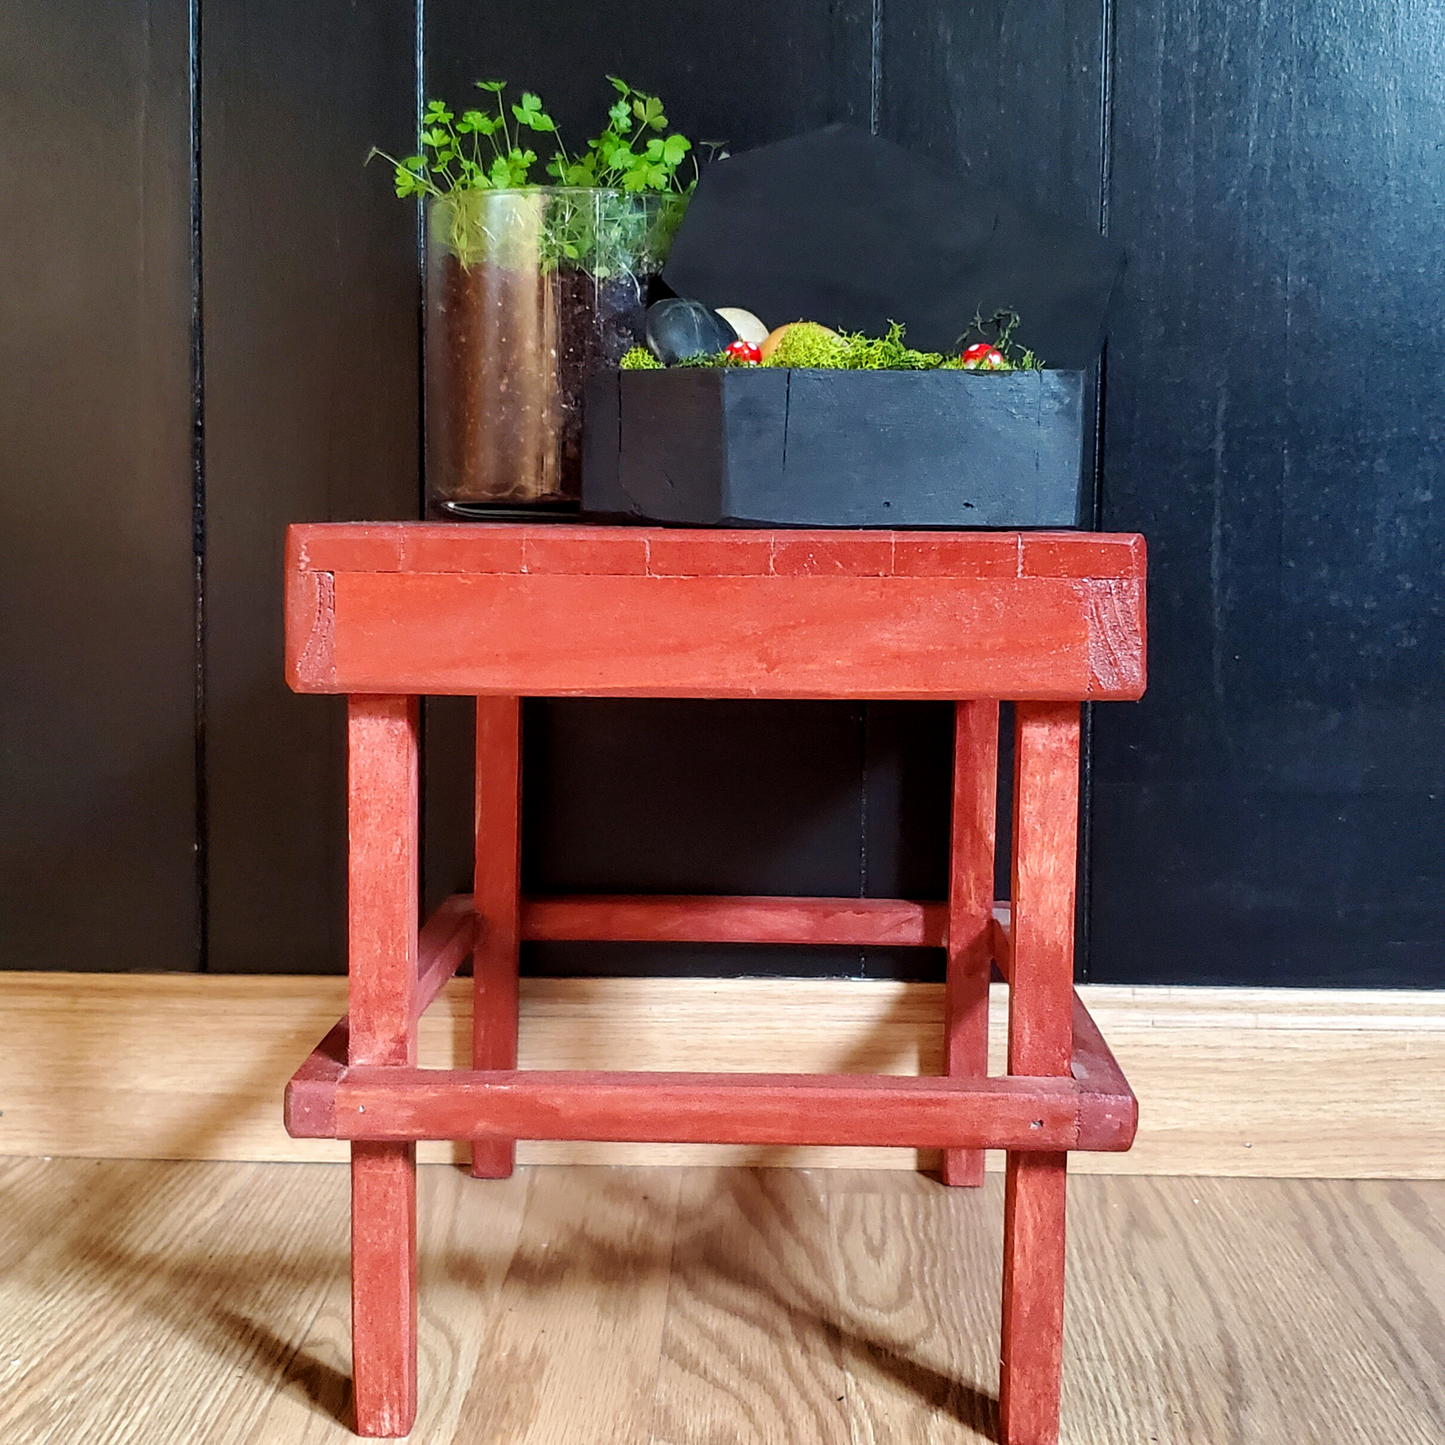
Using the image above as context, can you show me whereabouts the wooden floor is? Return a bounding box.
[0,1160,1441,1444]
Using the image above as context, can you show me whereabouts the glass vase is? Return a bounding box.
[425,187,687,511]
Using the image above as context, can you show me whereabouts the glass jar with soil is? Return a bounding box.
[425,187,686,512]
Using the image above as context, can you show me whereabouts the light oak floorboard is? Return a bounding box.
[0,1162,1440,1443]
[452,1166,680,1445]
[650,1168,850,1445]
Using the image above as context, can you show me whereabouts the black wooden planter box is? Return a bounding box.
[582,366,1086,527]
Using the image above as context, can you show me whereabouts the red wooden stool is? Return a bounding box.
[283,524,1145,1442]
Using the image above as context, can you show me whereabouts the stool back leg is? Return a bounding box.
[942,698,999,1187]
[347,695,421,1436]
[472,695,522,1178]
[999,701,1079,1445]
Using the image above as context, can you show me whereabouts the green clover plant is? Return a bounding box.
[371,78,696,272]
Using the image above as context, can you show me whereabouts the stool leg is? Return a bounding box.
[471,695,522,1179]
[998,701,1079,1445]
[942,699,999,1187]
[347,696,420,1437]
[352,1142,418,1437]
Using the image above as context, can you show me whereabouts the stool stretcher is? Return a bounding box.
[285,894,1136,1157]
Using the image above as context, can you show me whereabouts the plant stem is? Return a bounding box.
[495,93,512,157]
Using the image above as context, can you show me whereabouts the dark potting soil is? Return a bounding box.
[429,255,650,506]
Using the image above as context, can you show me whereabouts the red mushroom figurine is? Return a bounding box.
[960,341,1008,370]
[725,338,762,365]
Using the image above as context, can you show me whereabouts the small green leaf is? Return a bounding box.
[645,137,665,160]
[424,99,453,120]
[475,79,506,93]
[662,134,689,165]
[609,75,631,94]
[519,92,542,113]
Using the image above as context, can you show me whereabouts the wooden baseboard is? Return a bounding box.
[1,972,1440,1177]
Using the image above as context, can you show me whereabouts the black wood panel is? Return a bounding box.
[1092,0,1445,984]
[203,0,421,972]
[878,0,1105,222]
[0,0,197,970]
[424,0,872,157]
[520,699,888,977]
[421,0,897,978]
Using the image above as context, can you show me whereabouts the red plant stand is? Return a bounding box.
[282,523,1146,1442]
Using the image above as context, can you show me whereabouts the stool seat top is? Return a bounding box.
[286,524,1146,702]
[288,523,1143,583]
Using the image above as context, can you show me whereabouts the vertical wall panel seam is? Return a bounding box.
[414,0,427,523]
[1080,0,1117,985]
[188,0,207,972]
[865,1,881,965]
[869,0,882,134]
[414,0,433,911]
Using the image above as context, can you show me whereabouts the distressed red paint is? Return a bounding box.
[284,523,1146,1444]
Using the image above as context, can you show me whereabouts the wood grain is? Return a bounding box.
[346,695,422,1436]
[943,699,999,1186]
[472,696,522,1180]
[288,525,1146,581]
[1000,702,1081,1445]
[651,1167,850,1444]
[521,895,948,947]
[452,1166,681,1445]
[243,1164,531,1444]
[284,524,1146,702]
[306,571,1142,701]
[0,1161,1440,1443]
[829,1178,1004,1443]
[3,974,1444,1177]
[311,1068,1113,1153]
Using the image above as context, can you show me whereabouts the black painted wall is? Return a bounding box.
[202,1,420,973]
[4,1,1443,988]
[1,0,196,971]
[1092,1,1445,985]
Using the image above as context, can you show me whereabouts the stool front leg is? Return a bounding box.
[942,699,999,1187]
[471,695,522,1178]
[999,701,1079,1445]
[347,696,421,1437]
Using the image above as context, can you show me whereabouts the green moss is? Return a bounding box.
[762,322,850,369]
[633,317,1047,372]
[668,348,759,368]
[839,321,943,370]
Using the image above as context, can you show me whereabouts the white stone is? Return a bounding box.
[714,307,769,346]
